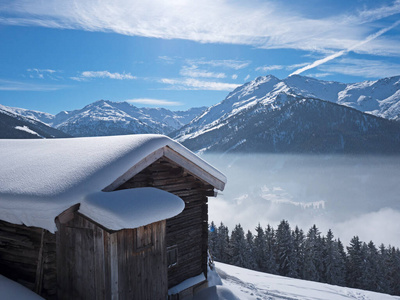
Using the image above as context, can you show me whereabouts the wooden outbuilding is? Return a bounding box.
[0,134,226,299]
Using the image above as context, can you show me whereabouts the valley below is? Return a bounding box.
[203,153,400,248]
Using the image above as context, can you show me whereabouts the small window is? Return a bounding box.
[135,225,153,252]
[167,245,178,268]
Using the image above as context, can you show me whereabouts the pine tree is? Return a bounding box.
[392,248,400,296]
[292,226,305,279]
[208,221,218,259]
[377,244,390,293]
[346,236,363,288]
[323,229,346,285]
[275,220,296,277]
[253,223,267,271]
[265,224,278,274]
[214,222,230,263]
[359,241,379,291]
[303,225,322,282]
[245,230,256,269]
[229,224,249,267]
[385,246,400,295]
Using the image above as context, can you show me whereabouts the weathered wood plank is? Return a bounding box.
[109,232,119,300]
[103,148,164,191]
[114,156,212,289]
[0,220,56,298]
[164,147,225,191]
[34,229,45,294]
[56,204,80,224]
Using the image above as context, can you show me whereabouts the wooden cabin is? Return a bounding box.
[0,134,226,300]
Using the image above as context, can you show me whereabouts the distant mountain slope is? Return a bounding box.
[173,75,400,154]
[284,74,400,120]
[4,101,206,137]
[0,105,70,139]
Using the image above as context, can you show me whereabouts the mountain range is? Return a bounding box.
[4,100,206,137]
[2,74,400,153]
[172,75,400,154]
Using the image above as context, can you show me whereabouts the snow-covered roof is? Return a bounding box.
[80,188,184,231]
[0,134,226,232]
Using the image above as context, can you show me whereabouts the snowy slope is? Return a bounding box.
[4,101,206,137]
[173,75,400,154]
[0,105,70,139]
[284,75,400,120]
[214,262,400,300]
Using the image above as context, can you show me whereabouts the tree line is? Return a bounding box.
[208,220,400,296]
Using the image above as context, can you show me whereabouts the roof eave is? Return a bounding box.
[103,146,226,192]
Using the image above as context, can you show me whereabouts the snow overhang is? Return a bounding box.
[79,188,185,231]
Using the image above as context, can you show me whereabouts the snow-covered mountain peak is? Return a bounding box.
[227,75,281,100]
[284,75,346,103]
[2,100,205,137]
[173,74,400,154]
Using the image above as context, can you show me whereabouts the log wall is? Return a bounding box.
[0,220,57,299]
[56,213,168,300]
[116,157,213,288]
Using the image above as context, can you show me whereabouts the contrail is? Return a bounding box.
[290,20,400,76]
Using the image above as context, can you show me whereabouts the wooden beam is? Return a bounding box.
[163,147,225,191]
[103,148,164,192]
[56,204,80,224]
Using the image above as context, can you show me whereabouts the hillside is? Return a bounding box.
[0,105,70,139]
[173,75,400,154]
[285,75,400,121]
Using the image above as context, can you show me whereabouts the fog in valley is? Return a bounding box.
[202,154,400,248]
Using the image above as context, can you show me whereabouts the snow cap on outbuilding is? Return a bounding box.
[0,134,226,232]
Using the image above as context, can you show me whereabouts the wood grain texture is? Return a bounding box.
[116,157,213,288]
[0,220,57,299]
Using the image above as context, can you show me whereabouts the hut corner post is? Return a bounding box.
[34,228,45,294]
[109,233,119,300]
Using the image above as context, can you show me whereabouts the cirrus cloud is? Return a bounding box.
[180,65,226,79]
[160,78,240,91]
[71,71,136,81]
[1,0,400,57]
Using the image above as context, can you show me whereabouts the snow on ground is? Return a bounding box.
[214,262,400,300]
[0,275,44,299]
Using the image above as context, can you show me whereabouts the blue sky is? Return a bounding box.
[0,0,400,114]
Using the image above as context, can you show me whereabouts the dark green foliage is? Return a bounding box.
[209,220,400,296]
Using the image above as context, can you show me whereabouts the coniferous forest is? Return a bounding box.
[208,220,400,296]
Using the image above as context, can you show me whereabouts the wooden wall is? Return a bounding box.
[115,220,167,300]
[56,213,168,300]
[0,220,57,299]
[116,157,214,288]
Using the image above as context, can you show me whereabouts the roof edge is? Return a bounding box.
[103,146,226,192]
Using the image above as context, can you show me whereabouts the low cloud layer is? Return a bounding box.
[205,154,400,248]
